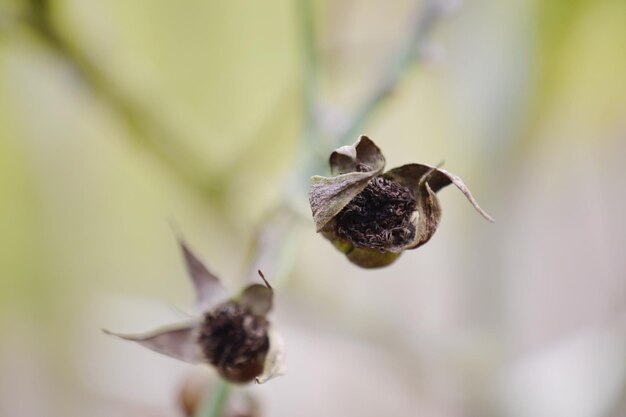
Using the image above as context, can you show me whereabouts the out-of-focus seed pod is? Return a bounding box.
[105,239,285,385]
[199,301,270,384]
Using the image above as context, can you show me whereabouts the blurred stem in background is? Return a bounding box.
[195,380,230,417]
[21,0,447,415]
[296,0,320,149]
[334,0,445,148]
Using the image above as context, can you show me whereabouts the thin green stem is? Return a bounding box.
[292,0,327,191]
[336,0,444,146]
[194,380,230,417]
[296,0,320,146]
[239,0,323,284]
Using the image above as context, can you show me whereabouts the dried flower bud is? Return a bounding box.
[310,135,494,268]
[105,237,285,384]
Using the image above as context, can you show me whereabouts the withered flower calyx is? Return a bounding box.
[309,136,494,268]
[104,237,285,384]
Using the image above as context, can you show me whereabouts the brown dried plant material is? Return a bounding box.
[199,301,269,383]
[310,136,494,268]
[104,239,285,384]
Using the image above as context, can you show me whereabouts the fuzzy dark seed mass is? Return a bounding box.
[199,301,269,383]
[335,176,417,250]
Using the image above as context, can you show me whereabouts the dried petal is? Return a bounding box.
[384,163,494,222]
[329,135,385,175]
[310,136,387,232]
[238,271,273,316]
[103,322,204,364]
[409,181,442,249]
[239,284,273,316]
[255,327,287,384]
[310,171,381,232]
[177,238,228,311]
[438,167,494,222]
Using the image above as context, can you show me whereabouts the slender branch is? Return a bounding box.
[194,380,230,417]
[296,0,320,146]
[238,0,321,284]
[335,0,446,146]
[25,0,227,203]
[291,0,329,192]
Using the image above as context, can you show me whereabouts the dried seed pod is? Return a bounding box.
[199,301,270,383]
[310,136,494,268]
[105,237,285,384]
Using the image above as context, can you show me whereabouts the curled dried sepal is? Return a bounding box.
[176,236,228,311]
[310,136,386,232]
[239,271,273,316]
[309,137,494,268]
[103,321,204,364]
[256,327,287,384]
[384,163,494,223]
[329,135,385,176]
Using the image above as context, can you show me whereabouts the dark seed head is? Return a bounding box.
[199,301,270,383]
[335,176,417,251]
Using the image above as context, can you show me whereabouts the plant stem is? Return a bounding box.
[194,380,230,417]
[296,0,320,146]
[336,0,445,146]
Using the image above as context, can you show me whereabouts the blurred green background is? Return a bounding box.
[1,0,625,416]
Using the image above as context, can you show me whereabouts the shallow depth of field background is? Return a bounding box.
[1,0,625,416]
